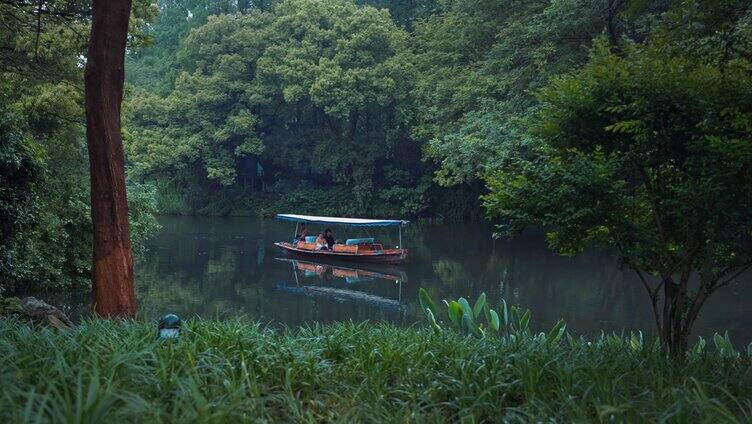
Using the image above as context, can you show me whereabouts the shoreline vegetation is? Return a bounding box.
[2,317,752,422]
[2,0,751,421]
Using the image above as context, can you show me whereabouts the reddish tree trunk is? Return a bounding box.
[84,0,136,317]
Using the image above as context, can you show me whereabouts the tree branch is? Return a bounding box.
[713,262,752,290]
[632,266,662,331]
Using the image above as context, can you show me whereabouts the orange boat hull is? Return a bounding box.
[274,242,408,264]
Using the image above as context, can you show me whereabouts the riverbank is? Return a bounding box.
[2,318,751,422]
[151,181,482,222]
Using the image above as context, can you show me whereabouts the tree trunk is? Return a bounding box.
[84,0,136,317]
[660,279,690,354]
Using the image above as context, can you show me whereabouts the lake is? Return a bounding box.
[58,216,752,343]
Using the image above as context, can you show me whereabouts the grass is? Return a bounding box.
[2,317,752,423]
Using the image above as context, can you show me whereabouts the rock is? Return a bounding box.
[19,297,74,330]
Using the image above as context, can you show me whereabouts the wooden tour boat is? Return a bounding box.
[274,214,409,264]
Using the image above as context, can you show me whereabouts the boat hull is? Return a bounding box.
[274,242,408,264]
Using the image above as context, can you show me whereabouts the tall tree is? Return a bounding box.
[126,0,429,218]
[85,0,137,316]
[484,32,752,352]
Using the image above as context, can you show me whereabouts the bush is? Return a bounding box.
[1,317,751,422]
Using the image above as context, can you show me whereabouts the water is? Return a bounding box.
[58,216,752,343]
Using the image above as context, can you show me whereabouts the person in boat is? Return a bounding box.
[295,223,309,242]
[314,232,329,251]
[323,228,337,250]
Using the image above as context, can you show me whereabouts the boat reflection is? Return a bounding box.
[275,258,407,311]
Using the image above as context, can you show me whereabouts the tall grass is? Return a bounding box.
[2,317,751,423]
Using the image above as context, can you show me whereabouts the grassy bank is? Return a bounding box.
[2,318,751,423]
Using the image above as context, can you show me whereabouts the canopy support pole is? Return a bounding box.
[294,222,299,240]
[398,225,402,248]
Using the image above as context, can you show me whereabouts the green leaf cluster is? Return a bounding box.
[418,288,548,339]
[0,1,160,292]
[483,2,752,350]
[411,0,644,186]
[126,0,434,216]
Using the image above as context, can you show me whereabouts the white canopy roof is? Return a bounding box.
[276,214,408,227]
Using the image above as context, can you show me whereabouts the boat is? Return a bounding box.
[274,214,409,264]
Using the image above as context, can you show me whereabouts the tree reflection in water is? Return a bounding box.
[39,216,752,344]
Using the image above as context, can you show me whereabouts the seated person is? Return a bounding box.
[323,228,337,250]
[314,233,329,250]
[295,223,309,242]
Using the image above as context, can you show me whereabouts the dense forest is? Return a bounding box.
[2,0,751,349]
[0,0,160,295]
[122,0,665,219]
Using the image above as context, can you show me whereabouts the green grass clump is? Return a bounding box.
[1,318,751,423]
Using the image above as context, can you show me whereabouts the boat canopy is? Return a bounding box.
[277,214,408,227]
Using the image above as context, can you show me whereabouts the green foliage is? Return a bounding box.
[416,288,750,363]
[411,0,641,186]
[357,0,438,29]
[420,289,510,336]
[126,0,265,94]
[3,317,752,422]
[418,287,436,316]
[715,332,740,359]
[127,183,163,258]
[125,0,482,219]
[126,0,441,217]
[483,7,752,350]
[0,1,160,292]
[0,108,41,295]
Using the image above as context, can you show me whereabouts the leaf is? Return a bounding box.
[419,288,437,317]
[488,309,500,332]
[462,314,482,337]
[629,331,642,352]
[547,319,565,344]
[510,306,519,331]
[693,337,706,355]
[446,301,462,327]
[472,293,486,318]
[519,309,531,332]
[603,120,640,134]
[426,308,440,332]
[712,332,738,357]
[458,297,473,321]
[713,332,724,350]
[500,299,508,328]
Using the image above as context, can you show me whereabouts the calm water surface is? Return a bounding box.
[61,216,752,343]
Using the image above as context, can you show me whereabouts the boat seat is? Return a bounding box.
[333,244,358,253]
[296,241,316,251]
[345,238,375,246]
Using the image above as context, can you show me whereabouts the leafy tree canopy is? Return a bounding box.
[411,0,661,186]
[127,0,432,216]
[483,2,752,350]
[0,0,159,293]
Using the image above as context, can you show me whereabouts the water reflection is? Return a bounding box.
[37,216,752,344]
[276,258,406,313]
